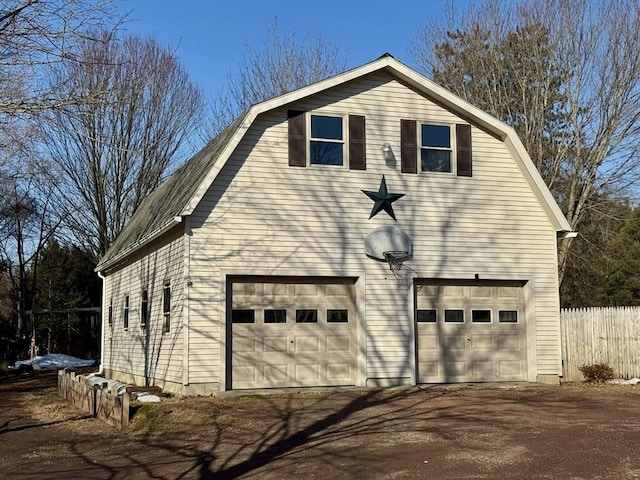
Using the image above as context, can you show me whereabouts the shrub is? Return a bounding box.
[578,362,614,382]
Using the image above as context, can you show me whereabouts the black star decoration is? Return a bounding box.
[362,175,405,221]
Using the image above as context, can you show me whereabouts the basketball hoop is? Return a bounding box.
[383,251,409,273]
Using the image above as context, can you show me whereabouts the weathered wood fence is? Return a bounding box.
[58,370,130,429]
[560,307,640,381]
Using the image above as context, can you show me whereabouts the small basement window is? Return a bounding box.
[421,124,452,173]
[310,114,344,166]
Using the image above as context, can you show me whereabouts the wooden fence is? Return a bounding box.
[560,307,640,381]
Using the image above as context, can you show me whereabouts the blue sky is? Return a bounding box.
[115,0,469,99]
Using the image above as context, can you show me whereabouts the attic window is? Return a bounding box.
[288,111,365,170]
[401,120,472,176]
[421,124,452,173]
[310,114,344,166]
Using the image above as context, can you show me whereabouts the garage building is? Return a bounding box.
[96,55,572,394]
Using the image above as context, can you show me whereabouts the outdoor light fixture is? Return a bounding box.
[381,142,394,163]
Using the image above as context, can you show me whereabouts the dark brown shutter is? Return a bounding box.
[456,124,472,177]
[348,115,366,170]
[288,110,306,167]
[401,119,418,174]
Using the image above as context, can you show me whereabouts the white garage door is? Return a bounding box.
[416,281,527,383]
[230,278,357,389]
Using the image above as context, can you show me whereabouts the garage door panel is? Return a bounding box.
[263,336,288,353]
[470,335,493,351]
[326,335,350,352]
[447,335,467,350]
[231,279,356,389]
[293,336,320,352]
[418,334,438,350]
[416,280,526,383]
[233,333,258,353]
[264,364,288,383]
[232,366,258,383]
[472,361,494,377]
[327,363,352,381]
[499,361,523,377]
[444,361,467,378]
[497,334,521,350]
[295,364,320,382]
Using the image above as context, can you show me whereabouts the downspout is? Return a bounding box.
[96,270,106,375]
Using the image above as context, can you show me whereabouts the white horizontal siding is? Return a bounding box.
[187,71,561,384]
[103,232,184,385]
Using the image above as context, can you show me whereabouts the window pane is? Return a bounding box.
[327,309,348,323]
[421,149,451,172]
[444,309,464,323]
[296,309,318,323]
[472,310,491,323]
[163,282,171,314]
[422,124,450,148]
[232,309,255,323]
[499,310,518,323]
[311,115,342,140]
[417,309,437,323]
[310,141,343,165]
[265,309,287,324]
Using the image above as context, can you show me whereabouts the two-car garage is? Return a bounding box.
[228,277,529,389]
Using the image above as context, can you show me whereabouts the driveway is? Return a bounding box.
[1,372,639,479]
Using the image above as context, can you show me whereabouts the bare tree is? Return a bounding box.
[208,22,347,136]
[0,153,61,336]
[411,0,640,284]
[0,0,117,117]
[42,31,205,259]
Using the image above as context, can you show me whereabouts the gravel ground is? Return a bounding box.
[1,371,640,479]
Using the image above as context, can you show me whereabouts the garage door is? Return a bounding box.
[416,280,527,383]
[230,278,357,389]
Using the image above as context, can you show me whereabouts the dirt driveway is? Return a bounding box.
[1,372,639,479]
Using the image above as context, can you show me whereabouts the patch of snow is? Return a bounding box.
[607,378,640,385]
[13,353,95,371]
[133,392,162,403]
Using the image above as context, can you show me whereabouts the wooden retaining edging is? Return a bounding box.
[58,370,130,429]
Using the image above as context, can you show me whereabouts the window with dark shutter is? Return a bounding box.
[348,115,366,170]
[456,124,472,177]
[401,119,417,174]
[288,110,306,167]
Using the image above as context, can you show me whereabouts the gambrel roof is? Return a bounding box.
[97,54,571,272]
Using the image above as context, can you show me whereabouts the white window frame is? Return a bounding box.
[420,122,456,174]
[307,113,347,167]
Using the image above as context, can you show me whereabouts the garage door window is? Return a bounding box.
[327,309,348,323]
[472,310,492,323]
[265,309,287,324]
[232,309,255,323]
[444,309,464,323]
[499,310,518,323]
[296,309,318,323]
[417,309,437,323]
